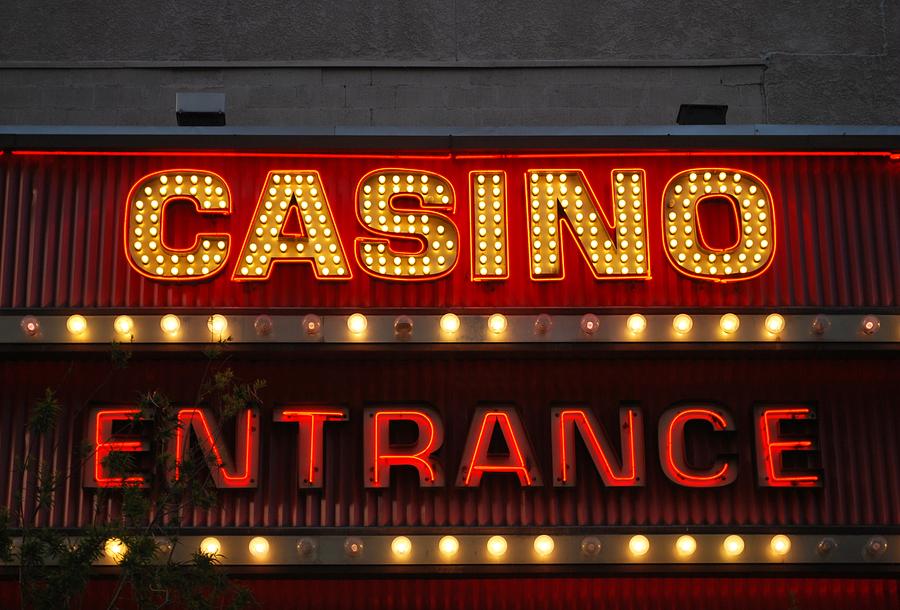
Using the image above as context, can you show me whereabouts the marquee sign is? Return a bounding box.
[1,149,897,311]
[123,166,774,283]
[0,147,896,571]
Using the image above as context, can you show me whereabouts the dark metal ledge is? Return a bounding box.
[2,125,900,152]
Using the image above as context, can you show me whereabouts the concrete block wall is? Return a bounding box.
[0,1,897,127]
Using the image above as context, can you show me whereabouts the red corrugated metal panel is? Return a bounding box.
[215,576,900,610]
[3,351,897,529]
[1,576,897,609]
[1,152,898,310]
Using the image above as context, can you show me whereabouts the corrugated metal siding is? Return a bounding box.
[0,152,897,310]
[206,576,900,610]
[1,576,897,609]
[2,351,897,529]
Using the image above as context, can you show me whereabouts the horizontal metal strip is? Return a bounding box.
[0,58,768,69]
[4,313,896,345]
[3,125,900,151]
[29,533,895,567]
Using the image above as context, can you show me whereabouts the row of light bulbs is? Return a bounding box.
[102,533,889,563]
[45,313,229,338]
[30,312,885,340]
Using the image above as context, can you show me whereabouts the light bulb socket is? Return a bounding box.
[817,537,837,557]
[296,537,317,559]
[393,315,414,339]
[723,535,745,557]
[254,314,273,336]
[248,536,270,557]
[719,313,740,334]
[159,314,181,335]
[344,536,364,557]
[533,313,553,336]
[486,535,508,558]
[865,536,888,558]
[114,315,134,336]
[629,535,650,556]
[770,535,791,556]
[580,314,600,336]
[67,314,88,335]
[488,314,507,334]
[811,314,831,336]
[627,314,647,334]
[580,536,602,557]
[303,313,322,336]
[207,314,228,336]
[199,537,221,556]
[860,315,880,336]
[347,313,367,334]
[765,313,785,335]
[439,313,460,334]
[675,535,697,556]
[20,315,40,337]
[673,314,693,334]
[438,536,459,557]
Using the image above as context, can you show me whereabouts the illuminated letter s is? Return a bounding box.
[355,169,459,280]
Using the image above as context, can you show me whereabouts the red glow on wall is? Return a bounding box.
[457,407,540,487]
[171,408,259,488]
[364,408,444,487]
[75,405,830,492]
[756,406,821,487]
[9,575,895,610]
[695,195,741,251]
[85,408,149,488]
[659,406,738,487]
[552,407,645,486]
[16,354,893,529]
[2,150,897,309]
[274,408,348,488]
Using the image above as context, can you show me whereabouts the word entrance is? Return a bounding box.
[85,403,819,490]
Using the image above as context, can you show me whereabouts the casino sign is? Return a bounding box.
[0,142,897,574]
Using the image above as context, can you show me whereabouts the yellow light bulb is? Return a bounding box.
[113,315,134,335]
[438,535,459,558]
[723,535,745,557]
[249,536,269,559]
[440,313,461,334]
[486,535,507,558]
[627,314,647,334]
[765,313,785,335]
[347,313,367,334]
[488,313,507,334]
[770,534,791,556]
[719,313,740,334]
[199,537,221,556]
[391,536,412,558]
[675,535,697,557]
[104,538,127,562]
[533,534,555,558]
[66,314,87,336]
[673,314,693,334]
[207,314,228,336]
[160,314,181,336]
[629,535,650,557]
